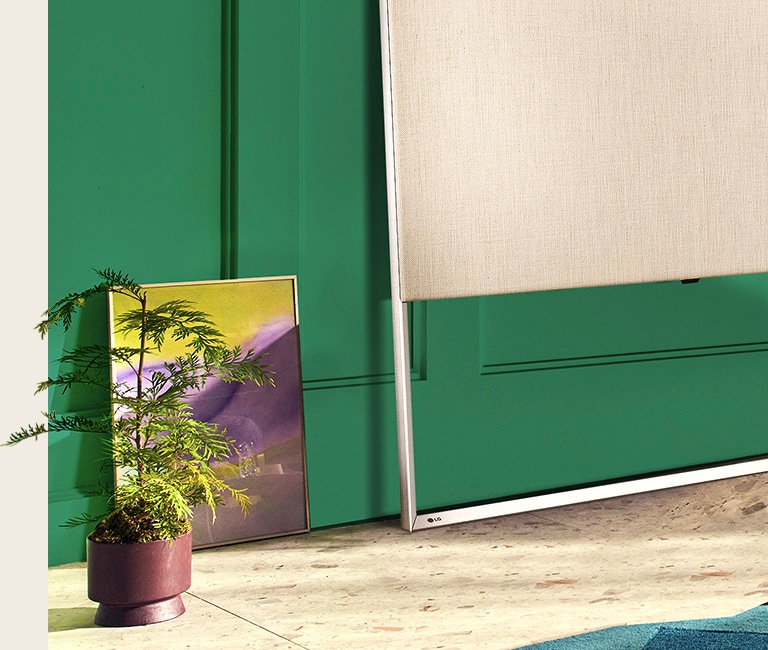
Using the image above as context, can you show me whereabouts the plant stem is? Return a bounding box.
[134,290,149,482]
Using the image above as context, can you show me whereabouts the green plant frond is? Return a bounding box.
[190,471,252,522]
[110,381,140,402]
[37,287,103,336]
[147,430,230,470]
[161,359,208,389]
[125,396,191,425]
[113,384,189,413]
[162,418,235,460]
[5,412,112,446]
[56,344,112,369]
[36,370,112,395]
[219,358,276,387]
[21,268,282,542]
[147,368,174,394]
[112,306,150,333]
[115,473,194,525]
[155,302,223,341]
[118,356,207,402]
[173,321,224,348]
[176,468,235,524]
[154,299,214,321]
[109,345,143,364]
[227,485,253,517]
[204,346,276,387]
[62,511,107,529]
[109,435,146,468]
[139,357,209,398]
[95,268,144,297]
[115,300,227,354]
[46,412,113,435]
[3,422,48,446]
[36,268,142,337]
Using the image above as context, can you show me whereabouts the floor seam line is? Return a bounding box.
[186,591,312,649]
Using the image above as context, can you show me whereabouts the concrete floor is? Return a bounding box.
[48,473,767,649]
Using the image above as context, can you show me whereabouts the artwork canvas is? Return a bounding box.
[109,276,309,548]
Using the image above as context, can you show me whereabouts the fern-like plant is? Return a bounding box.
[5,268,275,543]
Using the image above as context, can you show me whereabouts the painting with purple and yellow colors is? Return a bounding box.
[109,276,309,548]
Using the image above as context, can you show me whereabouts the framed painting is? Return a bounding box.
[109,276,309,548]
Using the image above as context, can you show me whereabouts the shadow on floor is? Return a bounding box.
[49,606,98,632]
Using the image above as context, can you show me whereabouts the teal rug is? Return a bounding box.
[516,604,768,649]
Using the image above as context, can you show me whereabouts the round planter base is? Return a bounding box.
[94,594,186,627]
[87,531,192,628]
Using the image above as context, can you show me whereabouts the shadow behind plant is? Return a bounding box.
[5,268,275,544]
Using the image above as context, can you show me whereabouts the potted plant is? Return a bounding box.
[4,268,275,626]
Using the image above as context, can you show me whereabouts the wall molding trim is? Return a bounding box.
[481,342,768,375]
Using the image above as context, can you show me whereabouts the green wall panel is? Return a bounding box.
[297,1,393,385]
[414,297,768,509]
[237,1,400,528]
[237,0,302,279]
[48,0,223,289]
[482,274,768,368]
[48,0,224,565]
[47,0,767,565]
[238,0,393,384]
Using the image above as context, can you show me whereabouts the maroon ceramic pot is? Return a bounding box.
[87,531,192,627]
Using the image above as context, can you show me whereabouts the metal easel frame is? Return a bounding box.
[378,0,768,533]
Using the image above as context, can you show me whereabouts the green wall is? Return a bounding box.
[48,1,767,566]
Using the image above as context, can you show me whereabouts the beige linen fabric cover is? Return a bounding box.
[382,0,768,301]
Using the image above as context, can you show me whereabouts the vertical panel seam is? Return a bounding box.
[220,0,232,279]
[221,0,239,279]
[298,0,306,283]
[230,0,239,278]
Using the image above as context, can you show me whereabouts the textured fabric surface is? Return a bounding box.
[383,1,768,301]
[514,604,768,649]
[644,627,768,650]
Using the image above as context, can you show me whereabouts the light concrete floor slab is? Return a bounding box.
[47,473,767,649]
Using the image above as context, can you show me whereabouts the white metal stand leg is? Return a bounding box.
[392,301,417,531]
